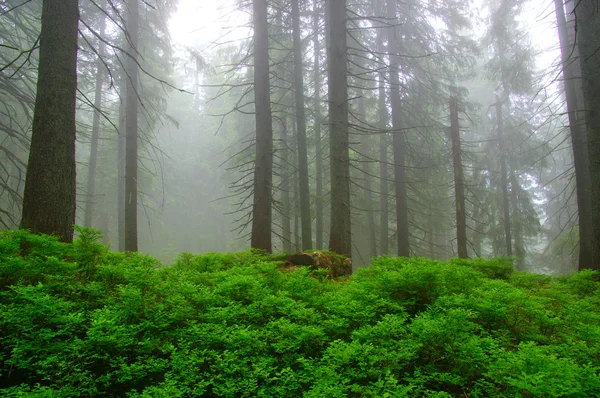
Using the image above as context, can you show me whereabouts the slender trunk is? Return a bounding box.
[509,166,525,268]
[555,0,594,269]
[377,33,389,255]
[327,0,351,258]
[386,1,410,257]
[250,0,274,252]
[281,119,292,252]
[450,98,467,258]
[313,0,324,250]
[291,0,313,250]
[357,92,377,258]
[124,0,139,252]
[117,74,126,252]
[496,97,512,256]
[21,0,79,242]
[84,12,107,228]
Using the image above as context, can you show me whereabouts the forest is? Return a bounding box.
[1,0,600,396]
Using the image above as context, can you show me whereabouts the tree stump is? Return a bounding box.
[283,251,352,277]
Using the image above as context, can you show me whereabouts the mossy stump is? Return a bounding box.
[283,251,352,277]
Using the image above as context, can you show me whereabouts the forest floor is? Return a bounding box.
[1,228,599,397]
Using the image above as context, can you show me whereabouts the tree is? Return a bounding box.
[124,0,140,252]
[84,9,107,228]
[291,0,312,250]
[20,0,79,242]
[327,0,351,258]
[250,0,274,253]
[576,0,600,269]
[313,0,325,250]
[450,97,467,258]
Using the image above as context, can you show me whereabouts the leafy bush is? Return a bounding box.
[1,230,599,397]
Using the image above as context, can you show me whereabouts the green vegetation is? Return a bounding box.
[1,229,600,397]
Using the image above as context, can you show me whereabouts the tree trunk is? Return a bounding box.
[281,118,292,252]
[291,0,313,250]
[250,0,274,253]
[84,12,107,228]
[377,31,389,255]
[327,0,351,258]
[450,98,467,258]
[124,0,140,252]
[496,96,512,256]
[117,73,126,252]
[509,166,525,268]
[555,0,594,269]
[21,0,79,242]
[313,0,324,250]
[386,0,410,257]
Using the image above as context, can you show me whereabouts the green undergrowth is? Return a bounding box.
[1,229,600,397]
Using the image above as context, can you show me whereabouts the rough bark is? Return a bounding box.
[117,73,126,252]
[327,0,351,258]
[313,0,324,250]
[84,12,107,228]
[450,98,467,258]
[555,0,594,269]
[250,0,274,253]
[577,0,600,269]
[281,119,292,252]
[291,0,313,250]
[124,0,139,252]
[496,97,512,256]
[21,0,79,242]
[386,0,410,257]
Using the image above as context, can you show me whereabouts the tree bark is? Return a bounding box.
[450,98,467,258]
[117,73,126,252]
[386,0,410,257]
[281,118,292,252]
[327,0,351,258]
[495,96,512,256]
[21,0,79,242]
[124,0,140,252]
[84,12,107,228]
[250,0,274,252]
[292,0,312,250]
[555,0,594,269]
[577,0,600,269]
[313,0,324,250]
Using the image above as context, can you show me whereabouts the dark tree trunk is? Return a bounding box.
[313,0,324,250]
[450,98,467,258]
[250,0,274,252]
[509,166,525,268]
[21,0,79,242]
[124,0,139,252]
[555,0,594,269]
[327,0,351,258]
[291,0,313,250]
[117,74,126,252]
[496,97,512,256]
[386,0,410,257]
[84,12,107,228]
[377,32,389,255]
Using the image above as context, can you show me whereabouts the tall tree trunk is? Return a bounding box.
[577,0,600,269]
[327,0,351,257]
[250,0,274,252]
[84,12,107,228]
[555,0,594,269]
[496,96,512,256]
[386,0,410,257]
[313,0,324,250]
[450,98,467,258]
[124,0,139,252]
[21,0,79,242]
[357,92,377,259]
[117,74,126,252]
[281,119,292,252]
[377,32,389,255]
[291,0,313,250]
